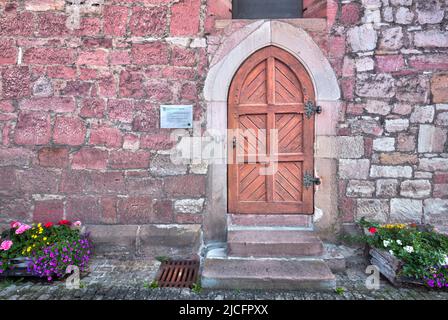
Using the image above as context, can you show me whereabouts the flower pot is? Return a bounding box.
[0,257,34,277]
[369,247,425,287]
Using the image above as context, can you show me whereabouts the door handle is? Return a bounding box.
[232,136,237,148]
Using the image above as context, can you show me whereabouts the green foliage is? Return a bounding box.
[353,218,448,280]
[335,287,345,295]
[0,223,83,273]
[155,256,170,263]
[191,282,202,294]
[143,280,159,289]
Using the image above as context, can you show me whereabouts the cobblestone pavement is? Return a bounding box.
[0,256,447,300]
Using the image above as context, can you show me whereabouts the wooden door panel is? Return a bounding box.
[274,60,303,103]
[228,46,315,215]
[239,61,267,104]
[238,164,267,202]
[276,113,303,154]
[274,162,302,202]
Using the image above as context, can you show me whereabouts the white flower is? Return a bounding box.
[443,255,448,266]
[404,246,414,253]
[389,250,394,256]
[396,240,402,245]
[383,240,391,248]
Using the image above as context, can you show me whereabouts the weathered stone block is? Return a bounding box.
[170,0,201,36]
[434,184,448,198]
[385,119,409,132]
[398,75,430,104]
[2,66,30,99]
[346,180,375,197]
[436,112,448,126]
[131,42,169,65]
[347,117,384,136]
[25,0,65,11]
[24,48,75,65]
[130,6,167,37]
[32,76,53,97]
[138,224,201,258]
[118,196,153,224]
[414,30,448,48]
[347,24,377,52]
[379,152,418,165]
[33,199,64,223]
[53,116,86,146]
[0,38,17,64]
[89,125,123,148]
[72,148,108,170]
[356,73,395,98]
[356,199,389,222]
[0,148,34,167]
[431,73,448,103]
[14,111,51,145]
[395,6,414,24]
[150,154,188,176]
[77,49,108,66]
[80,98,106,118]
[419,158,448,171]
[18,168,59,193]
[86,225,138,255]
[119,71,145,98]
[174,198,205,214]
[91,172,126,194]
[424,199,448,225]
[376,179,399,197]
[38,147,69,168]
[370,165,413,178]
[400,180,431,198]
[397,133,416,151]
[379,27,403,51]
[376,55,404,73]
[355,57,374,72]
[107,99,134,123]
[410,105,435,123]
[418,125,447,153]
[164,175,206,197]
[339,159,370,179]
[341,3,361,25]
[104,5,128,36]
[390,198,423,223]
[109,151,150,169]
[416,0,444,24]
[373,138,395,152]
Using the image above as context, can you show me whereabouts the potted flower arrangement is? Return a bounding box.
[354,218,448,289]
[0,220,92,281]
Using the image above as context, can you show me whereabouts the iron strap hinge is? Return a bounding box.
[303,172,321,188]
[304,101,322,119]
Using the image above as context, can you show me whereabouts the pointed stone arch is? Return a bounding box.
[203,20,341,245]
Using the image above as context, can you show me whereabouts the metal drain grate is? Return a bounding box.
[155,260,199,288]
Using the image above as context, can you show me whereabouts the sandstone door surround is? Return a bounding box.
[203,20,342,245]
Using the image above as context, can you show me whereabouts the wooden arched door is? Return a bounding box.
[228,46,315,214]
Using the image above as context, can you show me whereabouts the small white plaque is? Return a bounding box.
[160,105,193,129]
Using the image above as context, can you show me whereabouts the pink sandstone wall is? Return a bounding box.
[0,0,447,237]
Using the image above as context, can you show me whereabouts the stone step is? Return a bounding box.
[228,214,312,228]
[227,229,324,257]
[201,257,336,290]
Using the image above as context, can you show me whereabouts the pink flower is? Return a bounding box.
[0,240,13,251]
[10,221,21,229]
[73,221,82,227]
[15,224,31,235]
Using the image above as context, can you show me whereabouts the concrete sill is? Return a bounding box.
[215,18,327,32]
